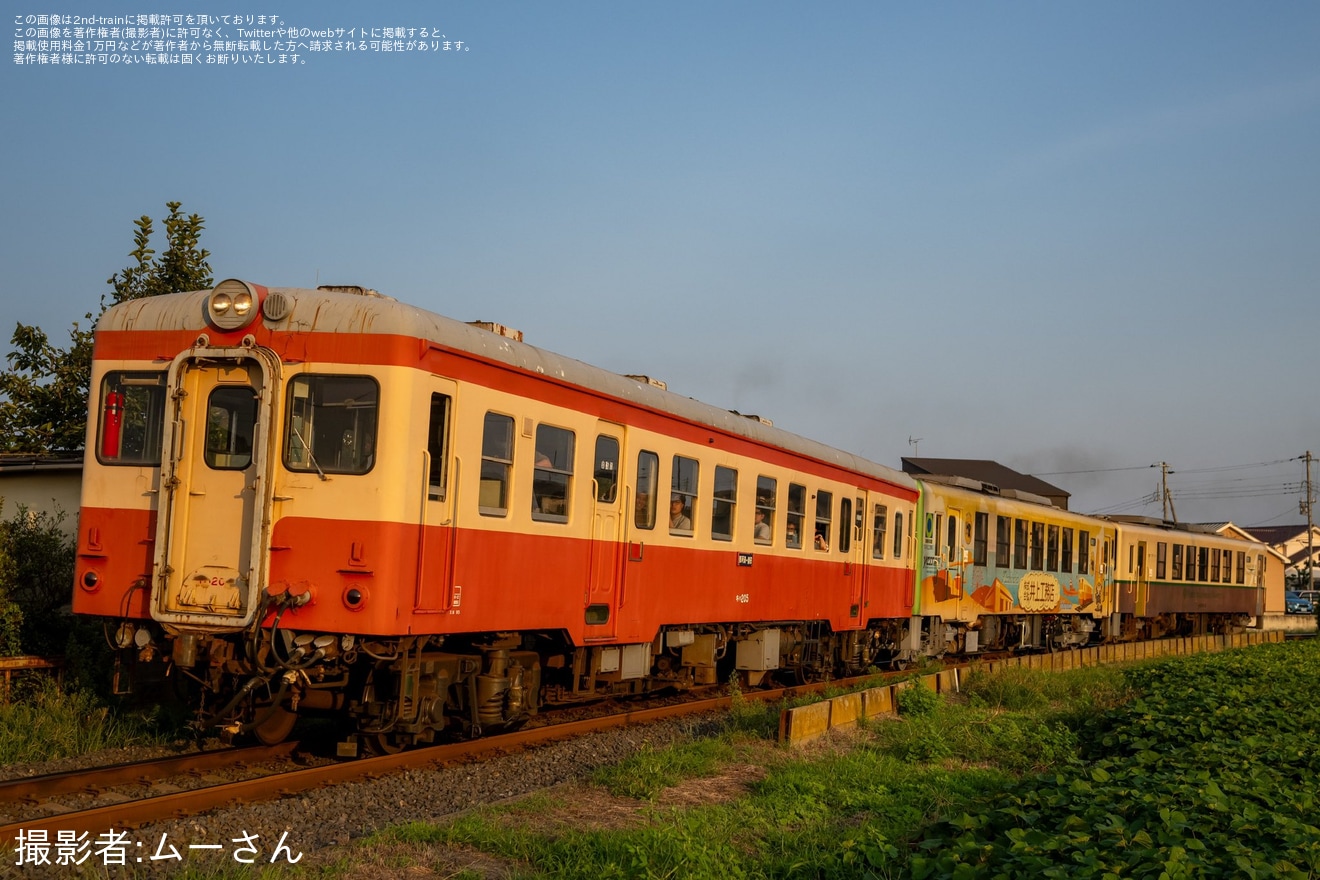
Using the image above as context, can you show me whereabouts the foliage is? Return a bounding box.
[105,201,213,304]
[895,680,940,716]
[912,642,1320,879]
[0,678,163,763]
[0,502,84,658]
[0,201,212,453]
[370,646,1320,880]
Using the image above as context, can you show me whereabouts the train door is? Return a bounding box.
[153,349,277,628]
[585,425,625,638]
[838,496,862,621]
[1134,541,1148,617]
[945,507,964,600]
[848,496,865,621]
[415,383,458,612]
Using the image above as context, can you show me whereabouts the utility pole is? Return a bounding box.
[1156,462,1178,523]
[1303,451,1315,590]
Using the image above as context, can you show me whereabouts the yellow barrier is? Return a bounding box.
[777,628,1287,745]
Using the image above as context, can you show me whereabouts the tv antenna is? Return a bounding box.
[908,436,923,457]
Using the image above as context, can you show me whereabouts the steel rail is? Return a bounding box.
[0,742,300,806]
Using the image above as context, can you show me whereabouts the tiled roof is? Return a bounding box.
[1239,524,1313,546]
[900,458,1069,501]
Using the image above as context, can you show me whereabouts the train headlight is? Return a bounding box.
[207,280,261,331]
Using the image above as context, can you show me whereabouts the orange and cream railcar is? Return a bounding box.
[74,280,921,751]
[915,476,1119,653]
[1109,517,1264,638]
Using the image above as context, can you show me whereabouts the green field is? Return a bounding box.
[365,639,1320,880]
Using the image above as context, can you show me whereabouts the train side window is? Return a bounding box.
[894,510,906,559]
[944,514,956,564]
[635,451,659,529]
[1045,525,1059,572]
[1235,551,1245,584]
[204,386,258,471]
[478,412,514,517]
[974,513,988,566]
[1172,544,1184,579]
[1185,544,1197,581]
[787,483,805,548]
[593,435,619,503]
[838,498,852,553]
[873,504,888,559]
[814,491,833,551]
[1156,542,1167,579]
[1030,522,1045,570]
[1061,527,1074,573]
[754,476,776,545]
[995,516,1010,568]
[1014,519,1028,569]
[1197,546,1209,582]
[711,466,737,541]
[670,456,698,536]
[427,393,451,500]
[532,424,574,523]
[96,371,168,466]
[285,374,379,475]
[1078,530,1090,575]
[1209,546,1220,582]
[1222,550,1233,583]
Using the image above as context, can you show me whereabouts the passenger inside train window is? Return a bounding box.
[669,496,692,531]
[786,519,801,548]
[814,530,829,551]
[754,508,771,542]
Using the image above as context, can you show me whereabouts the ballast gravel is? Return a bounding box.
[16,713,727,877]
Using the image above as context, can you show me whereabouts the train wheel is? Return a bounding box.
[361,733,403,757]
[251,705,297,745]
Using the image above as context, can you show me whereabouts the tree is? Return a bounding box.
[0,202,213,453]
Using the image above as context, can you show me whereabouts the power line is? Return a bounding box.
[1036,457,1298,478]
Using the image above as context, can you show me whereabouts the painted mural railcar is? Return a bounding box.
[915,476,1118,653]
[74,280,923,752]
[1110,518,1264,638]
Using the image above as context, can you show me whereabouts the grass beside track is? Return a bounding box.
[45,640,1320,878]
[0,679,166,765]
[361,641,1320,880]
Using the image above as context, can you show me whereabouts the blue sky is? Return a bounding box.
[4,1,1319,526]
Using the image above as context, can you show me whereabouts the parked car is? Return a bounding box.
[1286,591,1315,614]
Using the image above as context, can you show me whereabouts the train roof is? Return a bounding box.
[98,283,919,494]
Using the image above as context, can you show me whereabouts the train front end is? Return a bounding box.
[75,281,322,742]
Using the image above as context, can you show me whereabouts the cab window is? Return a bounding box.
[285,375,378,475]
[204,386,257,470]
[96,371,167,466]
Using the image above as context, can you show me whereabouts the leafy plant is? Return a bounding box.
[895,680,940,717]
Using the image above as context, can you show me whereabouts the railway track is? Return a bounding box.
[0,631,1281,843]
[0,676,854,841]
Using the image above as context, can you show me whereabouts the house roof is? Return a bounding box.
[900,458,1069,502]
[1238,524,1315,546]
[0,453,84,474]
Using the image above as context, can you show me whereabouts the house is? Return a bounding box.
[900,458,1071,510]
[1207,522,1292,620]
[0,453,83,535]
[1238,524,1320,588]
